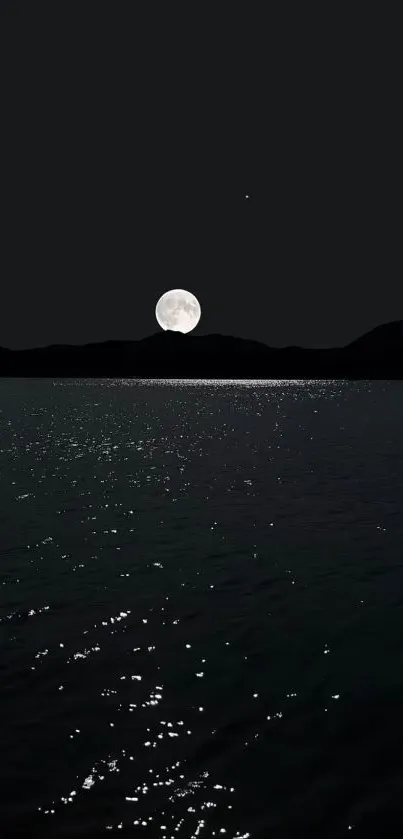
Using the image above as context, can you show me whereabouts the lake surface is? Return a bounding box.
[1,378,403,838]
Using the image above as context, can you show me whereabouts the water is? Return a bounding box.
[1,377,403,838]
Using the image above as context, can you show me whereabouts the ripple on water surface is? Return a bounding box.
[1,378,403,837]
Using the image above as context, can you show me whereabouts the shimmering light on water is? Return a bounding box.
[1,378,403,836]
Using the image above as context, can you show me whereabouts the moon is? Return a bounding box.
[155,289,201,333]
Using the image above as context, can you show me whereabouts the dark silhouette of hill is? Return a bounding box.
[1,321,403,378]
[346,320,403,352]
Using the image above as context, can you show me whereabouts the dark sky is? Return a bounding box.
[0,2,401,350]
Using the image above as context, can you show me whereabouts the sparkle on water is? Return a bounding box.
[1,377,403,836]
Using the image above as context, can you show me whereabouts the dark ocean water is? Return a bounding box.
[1,377,403,838]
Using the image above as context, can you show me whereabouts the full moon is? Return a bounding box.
[155,289,201,333]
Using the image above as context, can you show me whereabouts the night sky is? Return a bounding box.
[0,2,401,350]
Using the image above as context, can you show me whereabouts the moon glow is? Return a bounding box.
[155,289,201,333]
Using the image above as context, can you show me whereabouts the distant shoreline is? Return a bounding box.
[1,322,403,379]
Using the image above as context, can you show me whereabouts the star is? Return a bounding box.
[245,194,250,199]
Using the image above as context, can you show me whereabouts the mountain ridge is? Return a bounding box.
[1,321,403,378]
